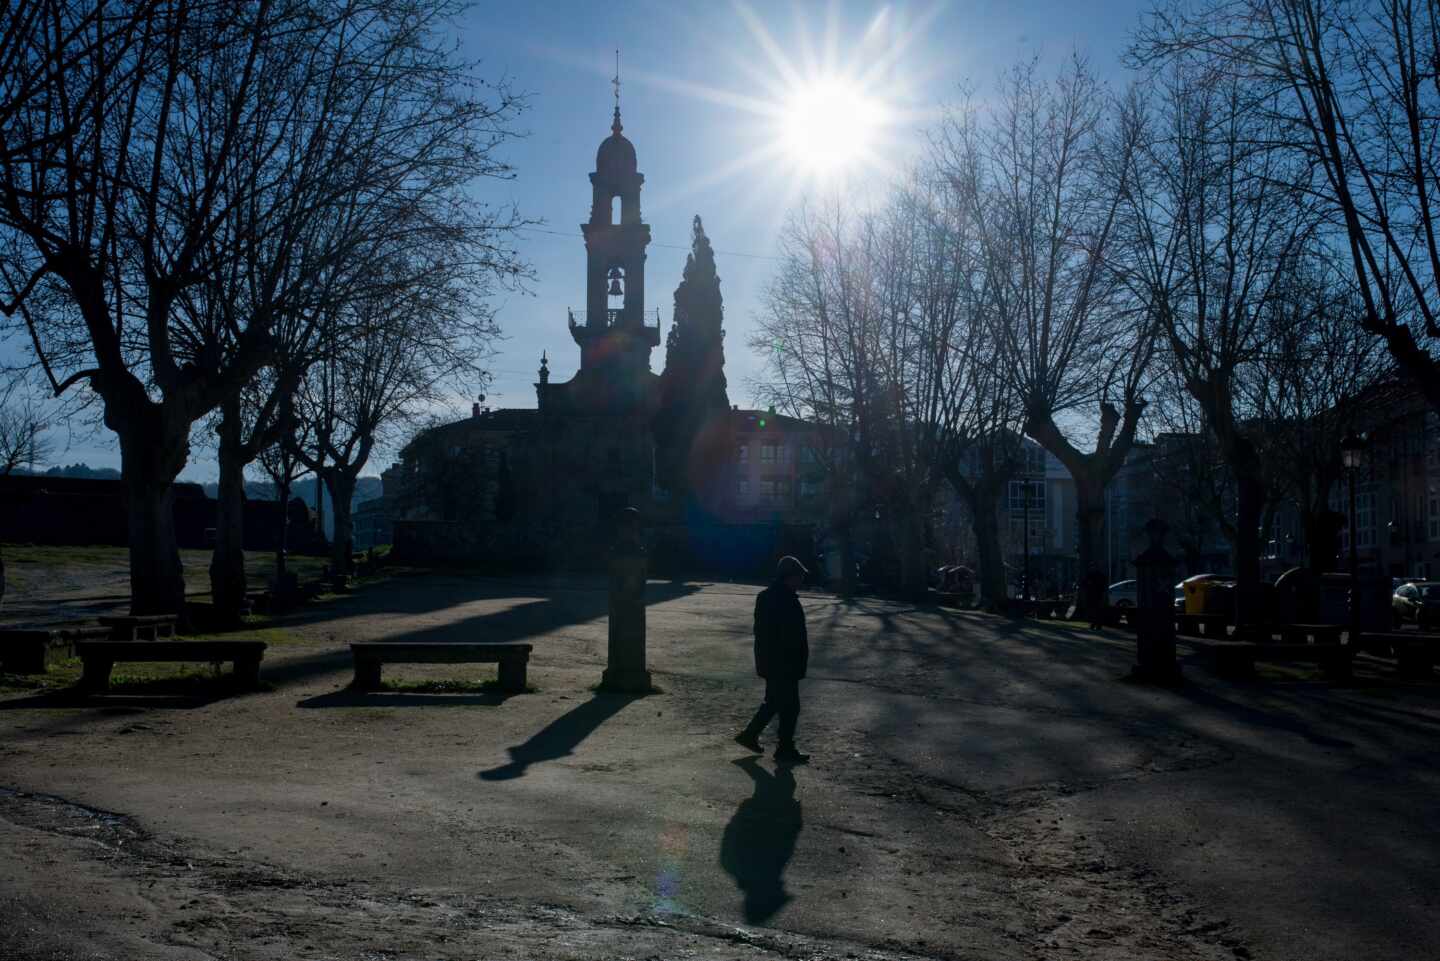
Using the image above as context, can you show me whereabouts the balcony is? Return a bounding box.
[568,308,661,331]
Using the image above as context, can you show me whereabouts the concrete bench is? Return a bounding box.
[1191,638,1353,680]
[1176,613,1230,638]
[1359,632,1440,676]
[75,639,267,693]
[0,625,112,673]
[97,614,177,640]
[349,641,532,693]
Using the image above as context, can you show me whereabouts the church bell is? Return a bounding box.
[607,267,624,297]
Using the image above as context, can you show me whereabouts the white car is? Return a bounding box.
[1107,579,1138,608]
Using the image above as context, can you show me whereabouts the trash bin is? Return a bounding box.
[1181,574,1234,614]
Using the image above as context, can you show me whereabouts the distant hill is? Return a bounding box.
[199,475,382,539]
[14,463,123,480]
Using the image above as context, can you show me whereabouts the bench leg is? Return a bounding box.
[1215,651,1254,679]
[234,656,262,690]
[498,656,527,694]
[1322,654,1354,682]
[78,657,113,693]
[1397,649,1433,678]
[353,657,382,691]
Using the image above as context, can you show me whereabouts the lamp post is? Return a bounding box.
[1341,432,1367,643]
[1022,481,1032,604]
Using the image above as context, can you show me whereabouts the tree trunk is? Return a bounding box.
[896,503,929,602]
[121,438,186,617]
[838,525,857,596]
[326,470,358,575]
[1303,506,1343,574]
[971,492,1006,609]
[1075,480,1107,621]
[209,412,249,623]
[1233,468,1266,626]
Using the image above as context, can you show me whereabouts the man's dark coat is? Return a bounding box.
[752,580,809,679]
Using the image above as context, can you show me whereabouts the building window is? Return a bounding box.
[760,443,777,465]
[800,478,819,498]
[1357,489,1376,548]
[800,446,816,465]
[736,478,749,500]
[1007,479,1046,513]
[1429,483,1440,541]
[759,479,775,501]
[775,478,791,501]
[737,444,748,464]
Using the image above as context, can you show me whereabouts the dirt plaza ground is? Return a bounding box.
[2,572,1438,960]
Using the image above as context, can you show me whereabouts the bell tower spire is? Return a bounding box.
[571,62,657,387]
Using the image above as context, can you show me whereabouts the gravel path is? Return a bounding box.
[2,574,1436,959]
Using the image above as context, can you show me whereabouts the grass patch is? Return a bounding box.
[0,656,263,697]
[375,677,534,695]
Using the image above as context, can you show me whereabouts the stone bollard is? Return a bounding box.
[600,507,653,693]
[1132,518,1182,685]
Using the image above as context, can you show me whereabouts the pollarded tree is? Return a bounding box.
[1136,0,1440,418]
[184,3,526,620]
[933,57,1157,620]
[0,0,523,616]
[1116,63,1321,624]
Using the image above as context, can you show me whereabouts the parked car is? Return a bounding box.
[1107,579,1138,608]
[1392,581,1440,629]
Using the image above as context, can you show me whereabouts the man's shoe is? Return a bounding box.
[734,732,763,753]
[774,747,810,764]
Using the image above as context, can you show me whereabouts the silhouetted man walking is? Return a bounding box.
[736,556,810,764]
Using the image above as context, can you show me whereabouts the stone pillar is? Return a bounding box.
[1132,518,1182,685]
[600,507,653,693]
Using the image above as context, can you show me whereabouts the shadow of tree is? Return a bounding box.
[477,692,639,781]
[296,689,509,709]
[719,757,801,925]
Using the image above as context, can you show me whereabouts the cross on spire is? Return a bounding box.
[611,49,622,134]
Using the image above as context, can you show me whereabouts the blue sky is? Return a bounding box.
[14,0,1151,479]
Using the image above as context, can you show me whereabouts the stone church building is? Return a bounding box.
[389,102,826,574]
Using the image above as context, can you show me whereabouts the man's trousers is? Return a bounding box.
[742,675,801,749]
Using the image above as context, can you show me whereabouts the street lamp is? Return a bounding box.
[1341,432,1368,643]
[1021,481,1032,605]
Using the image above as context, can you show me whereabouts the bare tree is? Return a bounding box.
[0,0,523,616]
[1136,0,1440,415]
[752,198,882,597]
[933,57,1156,620]
[180,3,526,620]
[290,247,496,575]
[1115,62,1321,623]
[1248,269,1392,572]
[0,380,51,474]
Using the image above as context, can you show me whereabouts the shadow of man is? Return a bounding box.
[719,756,802,924]
[478,693,636,781]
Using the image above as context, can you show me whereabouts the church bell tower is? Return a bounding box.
[569,61,660,393]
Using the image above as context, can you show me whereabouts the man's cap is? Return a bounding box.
[777,555,808,578]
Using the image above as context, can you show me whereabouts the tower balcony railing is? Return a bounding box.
[568,308,661,331]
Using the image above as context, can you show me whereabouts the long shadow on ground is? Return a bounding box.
[478,692,640,781]
[256,578,703,693]
[296,689,510,709]
[719,757,801,925]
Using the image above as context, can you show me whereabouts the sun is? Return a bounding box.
[778,76,887,176]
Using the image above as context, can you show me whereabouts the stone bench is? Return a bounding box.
[1020,599,1066,619]
[1176,613,1230,638]
[349,641,532,693]
[0,625,112,673]
[75,639,267,693]
[1191,638,1353,680]
[97,614,177,640]
[1359,632,1440,676]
